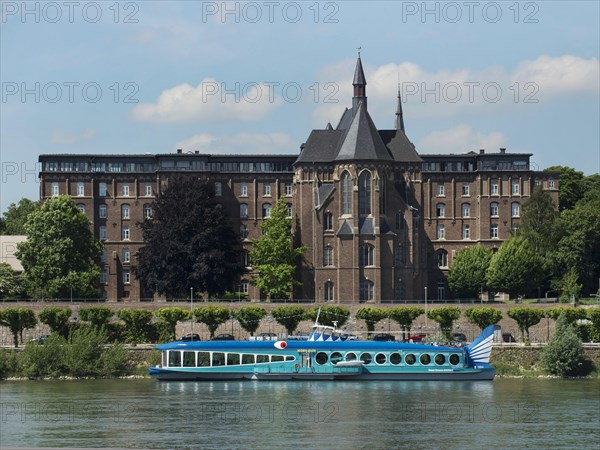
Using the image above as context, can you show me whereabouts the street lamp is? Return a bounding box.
[190,287,194,341]
[424,286,428,328]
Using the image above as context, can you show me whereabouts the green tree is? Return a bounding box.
[486,237,544,298]
[21,334,67,378]
[0,307,37,347]
[0,263,19,299]
[556,267,583,303]
[193,306,231,339]
[387,306,424,341]
[250,197,306,300]
[507,307,544,344]
[447,245,492,298]
[426,306,461,341]
[38,307,72,339]
[355,307,388,337]
[541,314,585,376]
[546,307,587,323]
[306,306,350,328]
[79,306,113,329]
[234,306,267,337]
[271,305,306,335]
[1,198,40,235]
[587,308,600,332]
[137,176,243,298]
[116,309,154,344]
[154,307,191,342]
[15,196,102,299]
[464,307,502,331]
[544,166,585,211]
[520,186,561,253]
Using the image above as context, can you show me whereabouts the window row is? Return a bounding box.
[52,182,154,198]
[436,224,504,240]
[93,204,152,220]
[240,203,292,219]
[166,351,295,368]
[99,226,131,241]
[215,182,293,198]
[434,178,523,197]
[435,202,519,219]
[314,351,462,367]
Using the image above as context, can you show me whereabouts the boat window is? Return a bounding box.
[168,351,181,367]
[183,351,196,367]
[420,354,431,365]
[242,354,255,365]
[360,353,372,365]
[330,352,343,364]
[271,355,284,362]
[345,352,357,361]
[389,353,401,365]
[162,352,167,367]
[212,352,225,366]
[256,355,269,364]
[375,353,387,365]
[449,354,461,365]
[405,354,416,365]
[227,353,240,366]
[435,354,446,365]
[198,352,210,367]
[285,355,295,362]
[315,352,328,365]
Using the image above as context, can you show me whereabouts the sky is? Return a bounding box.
[1,0,599,212]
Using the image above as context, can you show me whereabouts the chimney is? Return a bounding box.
[176,149,182,154]
[195,151,199,155]
[479,149,485,154]
[499,148,506,154]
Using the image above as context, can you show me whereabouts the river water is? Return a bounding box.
[1,378,598,449]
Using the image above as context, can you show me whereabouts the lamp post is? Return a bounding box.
[424,286,428,328]
[190,287,194,341]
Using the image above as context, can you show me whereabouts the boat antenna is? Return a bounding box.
[315,308,321,326]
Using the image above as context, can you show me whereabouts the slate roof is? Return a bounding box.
[353,57,367,86]
[314,183,335,210]
[336,219,354,236]
[379,129,423,163]
[359,217,375,235]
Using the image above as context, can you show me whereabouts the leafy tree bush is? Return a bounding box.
[541,314,585,377]
[355,307,388,336]
[79,306,113,329]
[464,307,502,331]
[557,267,583,303]
[116,309,154,344]
[387,306,424,341]
[250,197,306,300]
[38,307,72,339]
[0,349,22,379]
[0,263,20,299]
[153,307,191,342]
[220,291,250,301]
[546,307,587,323]
[507,307,545,345]
[234,306,267,336]
[65,326,108,377]
[576,323,600,343]
[1,198,40,235]
[426,306,461,341]
[587,307,600,331]
[193,306,231,339]
[0,307,37,347]
[271,306,306,335]
[306,306,350,328]
[21,334,67,378]
[447,245,492,298]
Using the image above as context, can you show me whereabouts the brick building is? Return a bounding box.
[38,57,558,302]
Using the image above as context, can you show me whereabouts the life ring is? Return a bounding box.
[294,363,300,370]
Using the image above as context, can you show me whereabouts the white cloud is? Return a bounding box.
[50,128,96,145]
[175,132,296,154]
[418,125,508,154]
[131,78,283,123]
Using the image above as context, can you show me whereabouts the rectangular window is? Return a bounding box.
[285,182,293,197]
[437,182,445,196]
[491,179,499,195]
[123,248,130,263]
[215,182,222,197]
[77,182,85,196]
[491,224,499,239]
[100,268,108,285]
[123,269,130,285]
[241,282,249,294]
[436,224,445,240]
[324,247,334,267]
[122,226,130,241]
[462,203,470,218]
[99,205,107,219]
[436,203,445,218]
[144,184,152,196]
[122,184,130,197]
[461,182,469,196]
[462,224,470,240]
[240,182,248,197]
[122,204,130,219]
[549,179,555,189]
[51,182,59,197]
[263,183,271,196]
[511,178,520,195]
[99,182,108,197]
[240,204,249,218]
[99,226,107,241]
[324,212,333,231]
[511,202,520,217]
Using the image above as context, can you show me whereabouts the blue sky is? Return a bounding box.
[1,0,599,212]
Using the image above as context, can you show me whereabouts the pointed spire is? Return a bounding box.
[325,122,333,131]
[395,85,405,132]
[352,50,367,111]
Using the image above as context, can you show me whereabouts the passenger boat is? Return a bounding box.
[149,315,496,381]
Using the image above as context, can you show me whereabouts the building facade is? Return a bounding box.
[38,57,558,302]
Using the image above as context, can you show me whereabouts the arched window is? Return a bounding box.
[359,244,374,267]
[324,212,333,231]
[121,204,130,219]
[511,202,520,217]
[378,173,387,215]
[359,280,374,302]
[437,279,446,300]
[242,250,250,268]
[341,171,352,215]
[324,247,334,267]
[436,203,445,218]
[437,249,448,268]
[490,202,499,217]
[461,203,470,218]
[359,171,372,215]
[324,282,334,302]
[240,224,249,239]
[395,243,404,266]
[286,203,292,218]
[262,203,271,218]
[240,203,248,218]
[143,204,152,219]
[76,203,86,213]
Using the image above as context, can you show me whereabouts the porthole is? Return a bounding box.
[330,352,343,364]
[435,354,446,365]
[315,352,328,365]
[389,353,401,365]
[420,354,431,365]
[360,353,372,365]
[405,353,416,365]
[449,354,460,365]
[375,353,387,365]
[345,352,357,361]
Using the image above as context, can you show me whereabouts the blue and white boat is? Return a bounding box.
[149,317,496,381]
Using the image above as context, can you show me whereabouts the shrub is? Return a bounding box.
[116,309,154,344]
[154,307,191,342]
[78,306,113,329]
[464,307,502,331]
[541,314,585,377]
[271,306,307,335]
[98,342,129,377]
[426,306,461,341]
[576,323,600,343]
[21,334,67,378]
[0,307,37,347]
[507,307,545,345]
[65,326,107,377]
[355,307,388,336]
[0,349,22,379]
[387,307,424,341]
[234,306,267,336]
[193,306,231,339]
[38,307,72,339]
[306,306,350,328]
